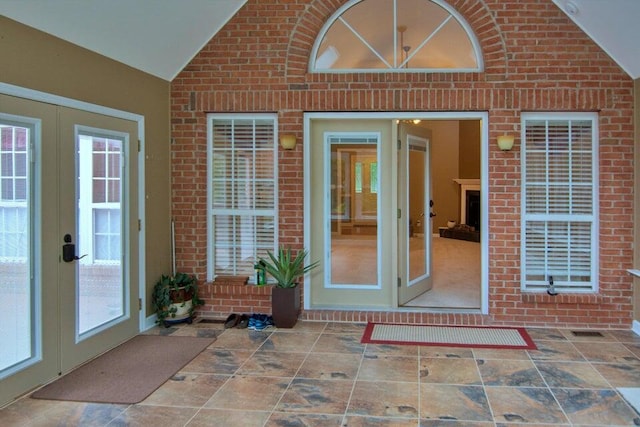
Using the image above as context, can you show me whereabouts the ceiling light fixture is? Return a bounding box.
[565,1,579,16]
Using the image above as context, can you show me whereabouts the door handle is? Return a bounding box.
[62,234,87,262]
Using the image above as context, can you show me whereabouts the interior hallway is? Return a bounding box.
[2,320,640,426]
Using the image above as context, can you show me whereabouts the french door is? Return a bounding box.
[0,94,139,406]
[398,124,433,304]
[308,117,439,309]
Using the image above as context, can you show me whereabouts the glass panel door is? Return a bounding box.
[0,96,140,407]
[327,134,380,288]
[309,119,393,309]
[408,137,430,285]
[398,125,432,305]
[0,95,59,407]
[0,121,34,373]
[58,107,139,373]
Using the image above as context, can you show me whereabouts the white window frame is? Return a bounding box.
[207,114,278,281]
[309,0,483,73]
[520,112,599,293]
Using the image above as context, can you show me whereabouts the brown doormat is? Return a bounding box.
[31,335,214,404]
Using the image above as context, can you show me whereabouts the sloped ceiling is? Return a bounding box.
[0,0,247,81]
[551,0,640,79]
[0,0,638,81]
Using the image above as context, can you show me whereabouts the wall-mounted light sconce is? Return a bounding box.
[280,134,297,150]
[497,134,515,151]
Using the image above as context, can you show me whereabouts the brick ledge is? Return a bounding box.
[521,293,603,305]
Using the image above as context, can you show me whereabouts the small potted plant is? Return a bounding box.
[152,272,204,327]
[258,246,319,328]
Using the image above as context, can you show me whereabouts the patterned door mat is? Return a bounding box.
[361,323,537,349]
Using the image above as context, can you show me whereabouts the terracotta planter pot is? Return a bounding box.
[271,285,300,328]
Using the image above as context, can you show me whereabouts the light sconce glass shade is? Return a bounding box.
[280,134,297,150]
[497,134,515,151]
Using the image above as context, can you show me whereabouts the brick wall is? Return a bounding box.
[171,0,635,328]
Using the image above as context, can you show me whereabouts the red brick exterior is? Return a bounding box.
[170,0,635,328]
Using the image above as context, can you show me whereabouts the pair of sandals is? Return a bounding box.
[224,313,249,329]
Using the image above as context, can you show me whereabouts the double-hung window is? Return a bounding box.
[0,123,29,261]
[208,114,278,281]
[521,113,598,292]
[78,134,123,263]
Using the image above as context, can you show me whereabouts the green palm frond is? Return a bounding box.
[259,246,319,288]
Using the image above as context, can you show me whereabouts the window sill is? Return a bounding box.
[521,293,603,305]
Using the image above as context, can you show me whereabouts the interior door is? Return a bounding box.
[0,95,139,406]
[398,124,432,305]
[58,107,139,371]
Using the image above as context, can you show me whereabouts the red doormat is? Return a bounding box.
[361,323,537,350]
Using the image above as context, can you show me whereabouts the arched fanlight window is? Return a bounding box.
[310,0,483,72]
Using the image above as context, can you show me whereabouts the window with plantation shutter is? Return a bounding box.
[208,115,278,280]
[521,113,598,293]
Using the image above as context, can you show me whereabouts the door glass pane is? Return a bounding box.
[77,134,124,336]
[0,122,33,372]
[408,142,428,283]
[329,136,378,286]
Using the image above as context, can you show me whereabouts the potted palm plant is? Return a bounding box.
[258,246,319,328]
[152,272,204,327]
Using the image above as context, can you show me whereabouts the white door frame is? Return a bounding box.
[303,111,489,314]
[0,82,147,327]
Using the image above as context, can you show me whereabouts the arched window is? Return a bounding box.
[310,0,483,72]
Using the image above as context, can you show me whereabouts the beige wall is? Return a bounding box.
[459,120,481,179]
[422,120,481,231]
[0,16,172,315]
[426,120,460,230]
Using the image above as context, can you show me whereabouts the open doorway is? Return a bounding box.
[305,113,487,313]
[401,119,481,310]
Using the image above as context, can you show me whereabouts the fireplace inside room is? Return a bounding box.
[466,190,480,232]
[440,180,481,243]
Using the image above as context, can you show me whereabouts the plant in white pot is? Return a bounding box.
[151,272,204,327]
[259,246,319,328]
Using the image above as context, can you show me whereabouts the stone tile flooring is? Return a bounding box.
[2,320,640,426]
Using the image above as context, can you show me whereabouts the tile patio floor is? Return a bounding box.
[2,320,640,426]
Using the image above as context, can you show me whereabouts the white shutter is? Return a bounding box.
[521,114,597,292]
[209,115,277,278]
